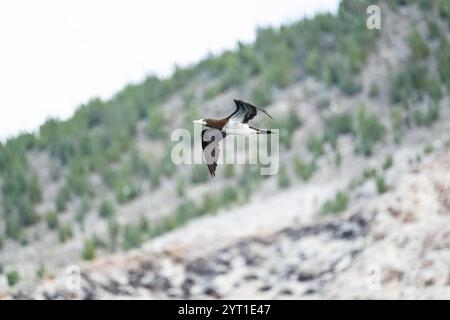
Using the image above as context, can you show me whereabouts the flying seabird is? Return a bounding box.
[193,99,274,177]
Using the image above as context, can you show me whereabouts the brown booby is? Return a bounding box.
[193,99,274,177]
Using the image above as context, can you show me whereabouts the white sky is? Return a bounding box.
[0,0,339,141]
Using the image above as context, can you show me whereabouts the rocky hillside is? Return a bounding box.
[1,0,450,298]
[8,148,450,299]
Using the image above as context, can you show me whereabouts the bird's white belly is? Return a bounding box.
[223,121,257,135]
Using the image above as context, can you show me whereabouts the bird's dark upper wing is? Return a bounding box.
[229,99,273,124]
[201,129,226,178]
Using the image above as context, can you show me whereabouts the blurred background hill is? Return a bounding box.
[1,0,450,299]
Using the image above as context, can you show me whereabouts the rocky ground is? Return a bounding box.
[6,148,450,299]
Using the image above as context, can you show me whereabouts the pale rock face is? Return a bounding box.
[6,150,450,299]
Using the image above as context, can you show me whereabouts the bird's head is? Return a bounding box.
[193,119,207,126]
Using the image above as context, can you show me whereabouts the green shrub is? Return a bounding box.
[266,45,294,88]
[390,106,404,144]
[324,112,353,146]
[353,105,385,156]
[45,211,58,230]
[36,264,46,279]
[413,102,440,127]
[277,166,290,189]
[173,198,200,222]
[408,28,429,61]
[55,186,70,212]
[369,82,379,97]
[81,238,96,260]
[436,36,450,87]
[191,165,209,184]
[149,168,161,189]
[123,224,142,250]
[307,133,324,158]
[438,0,450,21]
[115,180,140,204]
[376,175,388,194]
[221,186,238,206]
[382,155,394,171]
[424,144,434,155]
[203,83,224,100]
[251,78,273,106]
[58,224,74,243]
[108,218,120,251]
[139,216,149,233]
[223,164,235,178]
[200,195,219,215]
[293,156,316,182]
[362,167,377,180]
[0,235,4,250]
[146,108,166,139]
[176,177,186,197]
[315,96,330,110]
[7,270,20,287]
[335,149,342,168]
[321,191,349,214]
[99,199,114,218]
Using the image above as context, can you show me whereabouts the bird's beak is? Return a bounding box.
[193,119,206,125]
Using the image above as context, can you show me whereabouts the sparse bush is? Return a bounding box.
[362,167,377,180]
[324,112,353,146]
[427,19,440,40]
[55,186,70,212]
[390,106,404,144]
[7,270,20,287]
[413,102,440,127]
[223,164,235,178]
[36,264,46,279]
[81,238,96,260]
[108,218,120,251]
[376,175,388,194]
[191,165,209,184]
[173,200,200,222]
[203,83,223,100]
[424,144,434,155]
[293,156,316,182]
[436,36,450,88]
[315,96,330,110]
[139,216,149,233]
[200,195,219,215]
[123,224,142,250]
[221,186,238,206]
[99,199,114,218]
[382,155,394,171]
[321,191,349,214]
[353,105,385,156]
[0,235,4,250]
[266,45,294,88]
[176,177,186,197]
[307,133,324,158]
[369,82,379,98]
[149,168,161,189]
[409,28,429,61]
[251,78,273,106]
[335,149,342,168]
[45,211,58,230]
[58,224,74,243]
[438,0,450,21]
[277,166,290,189]
[146,108,166,139]
[115,180,140,204]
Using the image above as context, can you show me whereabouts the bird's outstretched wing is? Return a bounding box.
[201,129,226,178]
[229,99,273,124]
